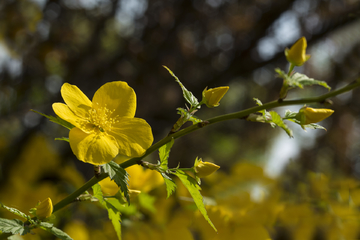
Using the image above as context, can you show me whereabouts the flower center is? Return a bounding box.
[86,104,119,132]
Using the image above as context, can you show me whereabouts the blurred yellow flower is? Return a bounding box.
[52,81,154,165]
[194,159,220,178]
[202,86,229,108]
[99,177,120,196]
[35,198,53,219]
[127,165,164,193]
[285,37,311,66]
[296,106,334,125]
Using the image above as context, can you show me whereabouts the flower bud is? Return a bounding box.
[295,106,334,125]
[194,159,220,178]
[36,198,53,219]
[285,37,311,66]
[202,86,229,108]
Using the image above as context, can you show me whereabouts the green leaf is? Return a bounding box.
[38,222,73,240]
[173,170,216,231]
[163,66,199,107]
[291,72,331,90]
[253,98,266,117]
[31,110,75,130]
[92,184,122,240]
[55,137,69,142]
[160,172,177,198]
[159,138,174,171]
[0,203,28,220]
[0,218,29,235]
[103,162,130,203]
[269,111,293,137]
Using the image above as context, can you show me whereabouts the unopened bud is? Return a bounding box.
[202,86,229,108]
[195,159,220,178]
[285,37,311,66]
[36,198,53,219]
[296,106,334,125]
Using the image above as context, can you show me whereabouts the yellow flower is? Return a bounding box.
[52,81,154,165]
[36,198,53,219]
[295,106,334,125]
[194,159,220,178]
[285,37,311,66]
[202,86,229,108]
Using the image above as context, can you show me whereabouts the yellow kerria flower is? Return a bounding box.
[52,81,154,165]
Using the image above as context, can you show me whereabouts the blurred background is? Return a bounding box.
[1,0,360,239]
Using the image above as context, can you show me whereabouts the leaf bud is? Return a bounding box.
[202,86,229,108]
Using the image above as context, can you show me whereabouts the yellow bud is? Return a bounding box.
[285,37,311,66]
[99,177,120,196]
[202,86,229,108]
[36,198,53,219]
[296,106,334,125]
[195,160,220,178]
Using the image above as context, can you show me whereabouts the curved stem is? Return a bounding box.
[52,78,360,213]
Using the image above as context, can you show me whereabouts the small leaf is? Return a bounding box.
[38,222,73,240]
[160,172,177,198]
[292,73,331,90]
[92,184,122,240]
[269,111,293,137]
[103,162,130,203]
[0,218,29,235]
[173,170,217,231]
[0,203,28,220]
[253,98,267,117]
[163,66,199,107]
[31,110,75,130]
[159,138,174,171]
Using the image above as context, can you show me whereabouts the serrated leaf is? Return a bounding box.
[177,108,203,124]
[291,73,331,90]
[286,118,327,131]
[38,222,73,240]
[159,138,174,171]
[103,162,130,203]
[0,203,28,220]
[0,218,29,235]
[31,110,75,130]
[55,137,69,142]
[173,170,216,231]
[269,111,293,137]
[163,66,199,107]
[92,184,122,240]
[160,172,177,198]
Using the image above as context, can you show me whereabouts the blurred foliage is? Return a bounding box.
[1,0,360,239]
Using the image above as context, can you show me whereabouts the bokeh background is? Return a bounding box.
[1,0,360,239]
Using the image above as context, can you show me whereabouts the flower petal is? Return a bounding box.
[69,128,119,165]
[52,103,87,128]
[61,83,92,118]
[108,117,153,157]
[92,81,136,118]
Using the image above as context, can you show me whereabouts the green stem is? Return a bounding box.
[288,63,295,76]
[52,78,360,213]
